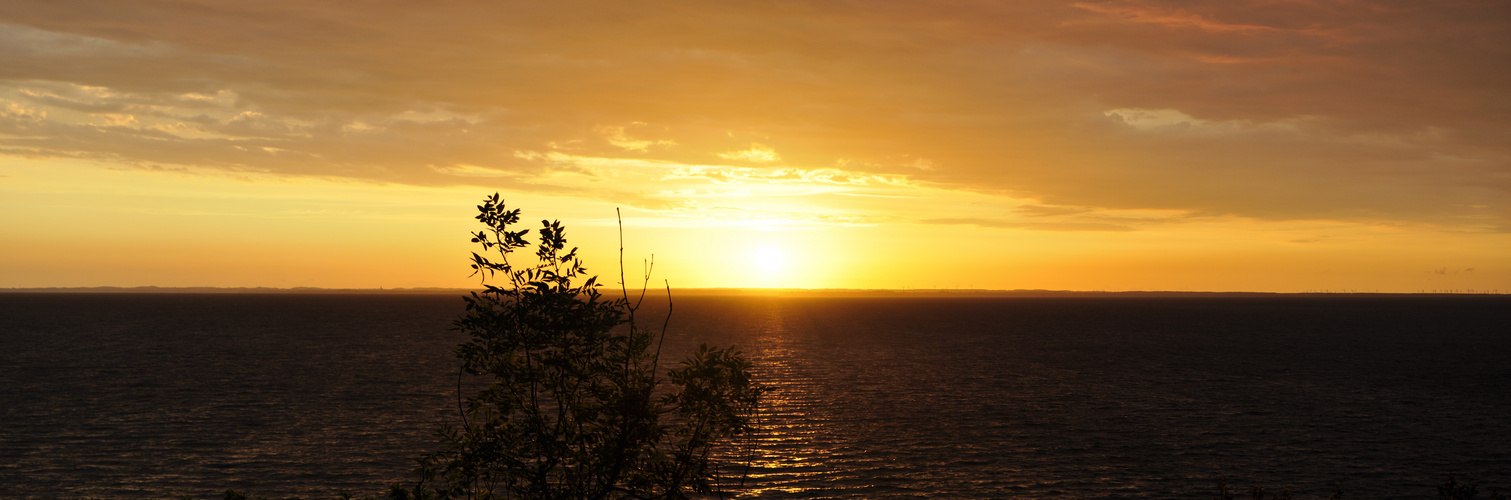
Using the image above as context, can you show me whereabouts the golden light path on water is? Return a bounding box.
[738,307,829,496]
[710,299,834,496]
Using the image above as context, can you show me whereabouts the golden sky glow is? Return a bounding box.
[2,1,1508,292]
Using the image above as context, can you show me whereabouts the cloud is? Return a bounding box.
[658,204,878,227]
[1102,108,1272,133]
[0,98,45,122]
[1014,204,1092,217]
[598,124,676,152]
[0,1,1504,230]
[923,217,1134,232]
[716,144,781,163]
[665,166,908,186]
[1069,2,1309,35]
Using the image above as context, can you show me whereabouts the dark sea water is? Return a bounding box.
[1,293,1508,499]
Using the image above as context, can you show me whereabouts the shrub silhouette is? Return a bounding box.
[401,194,765,500]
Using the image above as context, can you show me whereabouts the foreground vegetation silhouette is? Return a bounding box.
[375,194,761,500]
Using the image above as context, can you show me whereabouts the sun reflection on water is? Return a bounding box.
[703,299,845,497]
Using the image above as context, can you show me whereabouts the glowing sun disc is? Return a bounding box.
[753,246,786,274]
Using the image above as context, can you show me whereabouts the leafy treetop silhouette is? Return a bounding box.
[401,193,765,500]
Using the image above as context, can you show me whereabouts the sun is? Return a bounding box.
[753,246,787,275]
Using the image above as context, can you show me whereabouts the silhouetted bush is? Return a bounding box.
[395,194,766,499]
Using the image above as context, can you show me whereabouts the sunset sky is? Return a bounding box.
[2,1,1508,292]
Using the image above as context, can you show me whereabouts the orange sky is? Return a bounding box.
[2,1,1508,292]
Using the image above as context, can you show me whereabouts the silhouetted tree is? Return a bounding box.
[404,194,764,500]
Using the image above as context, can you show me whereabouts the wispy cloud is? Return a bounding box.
[665,166,909,186]
[0,1,1505,230]
[716,144,781,163]
[923,217,1134,232]
[1070,2,1314,35]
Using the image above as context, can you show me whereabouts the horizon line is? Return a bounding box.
[2,286,1506,297]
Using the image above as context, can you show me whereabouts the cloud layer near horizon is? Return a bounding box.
[2,0,1508,231]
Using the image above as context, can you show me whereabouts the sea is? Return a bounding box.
[1,292,1508,499]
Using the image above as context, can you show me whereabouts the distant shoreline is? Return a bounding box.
[2,286,1505,297]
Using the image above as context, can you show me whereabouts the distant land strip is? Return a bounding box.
[2,287,1506,297]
